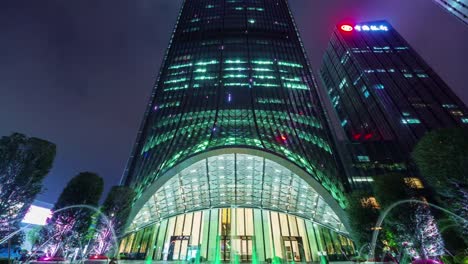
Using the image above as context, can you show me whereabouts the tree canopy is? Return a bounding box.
[412,128,468,191]
[91,186,135,255]
[53,172,104,211]
[412,127,468,246]
[345,190,379,249]
[0,133,56,244]
[40,172,104,257]
[101,186,135,237]
[52,172,104,234]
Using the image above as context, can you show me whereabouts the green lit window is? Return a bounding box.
[461,118,468,124]
[248,19,256,24]
[253,75,276,80]
[357,155,370,162]
[251,60,273,65]
[257,98,284,104]
[194,75,216,80]
[225,59,247,64]
[164,77,187,84]
[169,71,186,76]
[225,83,249,87]
[278,61,303,68]
[253,68,273,72]
[247,7,264,11]
[164,84,189,91]
[281,76,301,82]
[254,82,279,87]
[168,63,192,69]
[284,83,308,90]
[205,4,215,8]
[417,73,429,78]
[224,67,248,71]
[338,78,347,90]
[159,101,180,109]
[332,96,340,107]
[195,60,218,66]
[404,73,413,78]
[224,74,248,78]
[401,118,421,124]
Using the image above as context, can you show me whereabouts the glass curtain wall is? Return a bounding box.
[119,208,355,262]
[123,0,348,209]
[320,21,468,189]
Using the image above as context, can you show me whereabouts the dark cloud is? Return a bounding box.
[0,0,465,204]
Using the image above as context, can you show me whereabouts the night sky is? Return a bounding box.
[1,1,466,204]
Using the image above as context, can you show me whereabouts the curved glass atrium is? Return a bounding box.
[122,154,353,262]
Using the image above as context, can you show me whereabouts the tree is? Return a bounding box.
[26,226,42,251]
[101,186,135,238]
[373,173,414,235]
[345,191,379,250]
[412,128,468,241]
[0,133,56,244]
[40,172,104,257]
[413,205,444,259]
[91,186,135,256]
[372,173,444,259]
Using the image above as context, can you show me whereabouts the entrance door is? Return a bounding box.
[220,236,253,262]
[220,237,231,261]
[167,236,190,260]
[283,236,305,262]
[239,236,253,262]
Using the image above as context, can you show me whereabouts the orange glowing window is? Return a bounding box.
[404,177,424,189]
[361,196,380,209]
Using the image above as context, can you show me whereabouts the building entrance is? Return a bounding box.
[220,236,253,262]
[283,236,305,262]
[167,236,190,260]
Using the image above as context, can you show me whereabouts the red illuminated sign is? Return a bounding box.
[340,25,353,32]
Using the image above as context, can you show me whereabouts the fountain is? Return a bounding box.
[368,199,467,264]
[0,204,119,264]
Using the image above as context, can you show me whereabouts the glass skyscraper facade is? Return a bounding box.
[120,0,354,262]
[320,21,468,189]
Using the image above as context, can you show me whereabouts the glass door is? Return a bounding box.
[283,236,305,262]
[167,236,190,260]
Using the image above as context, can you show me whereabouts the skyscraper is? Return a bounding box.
[433,0,468,25]
[119,1,354,262]
[320,21,468,189]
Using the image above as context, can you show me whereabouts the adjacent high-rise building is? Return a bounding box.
[433,0,467,25]
[119,0,354,262]
[320,20,468,189]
